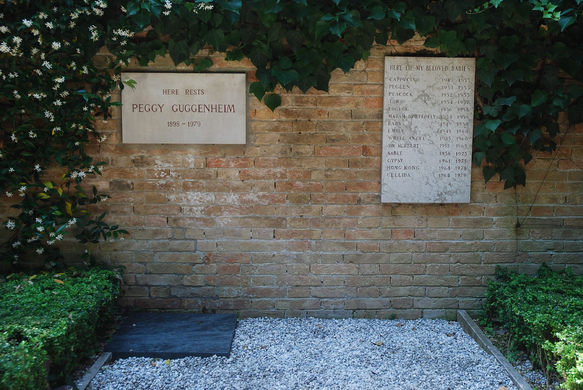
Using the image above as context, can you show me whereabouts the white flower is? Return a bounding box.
[0,26,8,33]
[8,167,14,172]
[34,164,41,172]
[5,192,13,197]
[53,100,62,106]
[121,5,127,13]
[36,247,44,254]
[54,76,64,83]
[36,226,44,232]
[56,234,63,240]
[43,187,49,192]
[51,41,61,50]
[0,42,9,53]
[6,220,15,230]
[45,22,54,29]
[34,69,42,76]
[196,2,214,11]
[35,218,42,223]
[67,218,77,226]
[10,133,17,142]
[38,12,48,19]
[12,37,22,45]
[31,28,39,36]
[12,241,20,248]
[81,65,89,74]
[29,131,36,138]
[47,240,55,245]
[27,237,37,243]
[163,10,171,15]
[89,25,98,42]
[13,90,20,99]
[19,186,26,192]
[42,61,52,69]
[22,19,32,27]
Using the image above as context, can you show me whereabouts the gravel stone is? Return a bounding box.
[89,318,517,390]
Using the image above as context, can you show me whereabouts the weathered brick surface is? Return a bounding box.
[72,44,583,317]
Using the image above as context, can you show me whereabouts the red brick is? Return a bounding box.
[207,158,254,168]
[315,145,363,157]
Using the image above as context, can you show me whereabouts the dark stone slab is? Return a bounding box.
[105,312,237,359]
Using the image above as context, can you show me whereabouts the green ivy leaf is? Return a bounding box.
[501,133,516,145]
[329,22,346,37]
[483,166,497,182]
[528,128,542,143]
[496,96,517,106]
[264,93,282,111]
[206,29,226,50]
[517,104,532,119]
[531,90,547,107]
[226,48,243,61]
[477,58,496,87]
[368,6,385,20]
[168,40,189,65]
[484,119,502,132]
[273,69,300,88]
[192,57,213,71]
[249,82,265,101]
[249,45,270,68]
[483,105,500,116]
[473,151,486,166]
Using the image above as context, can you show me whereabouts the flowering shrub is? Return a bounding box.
[0,1,131,267]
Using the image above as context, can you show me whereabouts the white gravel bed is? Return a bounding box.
[89,318,517,390]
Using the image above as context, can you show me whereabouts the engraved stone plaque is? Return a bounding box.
[121,72,246,144]
[381,57,475,203]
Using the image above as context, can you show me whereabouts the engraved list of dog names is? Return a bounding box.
[381,57,475,203]
[122,73,246,144]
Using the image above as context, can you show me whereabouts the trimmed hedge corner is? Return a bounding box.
[0,267,121,390]
[483,264,583,389]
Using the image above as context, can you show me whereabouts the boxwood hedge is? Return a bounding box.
[0,267,121,389]
[483,264,583,389]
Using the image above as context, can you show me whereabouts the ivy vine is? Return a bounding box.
[1,0,582,265]
[116,0,583,188]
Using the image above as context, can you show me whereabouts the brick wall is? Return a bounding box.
[79,40,583,318]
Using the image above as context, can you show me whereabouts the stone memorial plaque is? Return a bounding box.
[381,57,475,203]
[121,72,246,144]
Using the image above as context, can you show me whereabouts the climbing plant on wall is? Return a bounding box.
[1,0,582,266]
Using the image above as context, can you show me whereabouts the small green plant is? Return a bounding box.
[483,264,583,389]
[0,267,121,389]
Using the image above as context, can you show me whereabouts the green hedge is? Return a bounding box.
[483,264,583,389]
[0,267,121,390]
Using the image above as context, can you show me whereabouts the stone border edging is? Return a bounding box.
[75,352,112,390]
[457,310,532,390]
